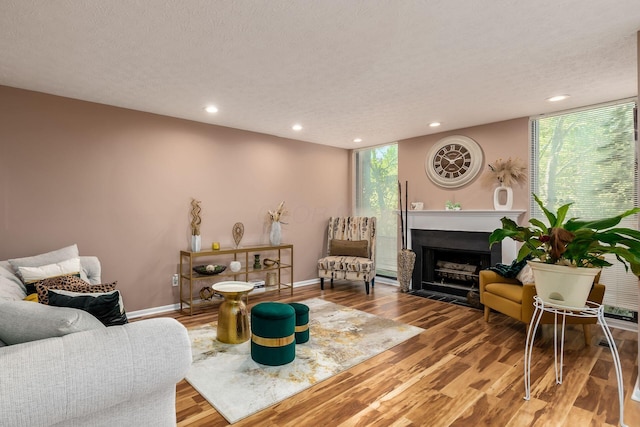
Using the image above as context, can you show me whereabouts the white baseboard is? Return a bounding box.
[127,280,318,319]
[127,303,180,319]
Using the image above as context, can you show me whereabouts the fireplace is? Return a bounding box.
[411,229,501,298]
[404,209,525,301]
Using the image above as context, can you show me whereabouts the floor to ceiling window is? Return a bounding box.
[354,143,398,277]
[530,99,638,321]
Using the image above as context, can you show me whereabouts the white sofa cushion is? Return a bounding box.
[0,261,27,300]
[0,276,27,301]
[0,300,105,345]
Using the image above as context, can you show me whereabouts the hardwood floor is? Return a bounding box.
[149,283,640,426]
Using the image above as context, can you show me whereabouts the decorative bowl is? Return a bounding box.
[193,264,227,275]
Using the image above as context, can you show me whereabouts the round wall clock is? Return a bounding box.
[425,135,483,188]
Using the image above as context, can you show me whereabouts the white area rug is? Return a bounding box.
[185,297,424,424]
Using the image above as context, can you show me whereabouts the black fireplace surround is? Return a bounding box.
[411,229,502,298]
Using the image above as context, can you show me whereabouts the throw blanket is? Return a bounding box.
[487,255,532,278]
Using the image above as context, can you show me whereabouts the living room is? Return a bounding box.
[2,2,640,426]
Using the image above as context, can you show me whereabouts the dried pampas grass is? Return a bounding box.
[488,157,527,187]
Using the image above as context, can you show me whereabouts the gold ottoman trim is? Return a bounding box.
[295,324,309,332]
[251,333,295,348]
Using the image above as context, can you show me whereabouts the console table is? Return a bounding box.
[524,296,626,427]
[179,244,293,315]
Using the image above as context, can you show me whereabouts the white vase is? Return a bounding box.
[269,221,282,246]
[493,185,513,210]
[528,261,601,308]
[191,235,201,252]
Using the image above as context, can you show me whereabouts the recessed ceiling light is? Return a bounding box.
[292,124,303,131]
[204,105,218,113]
[429,122,441,127]
[547,95,570,102]
[353,138,362,143]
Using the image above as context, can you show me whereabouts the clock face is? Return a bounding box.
[425,136,483,188]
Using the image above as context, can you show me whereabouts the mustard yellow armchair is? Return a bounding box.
[479,270,605,344]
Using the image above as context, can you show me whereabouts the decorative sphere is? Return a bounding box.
[229,261,242,272]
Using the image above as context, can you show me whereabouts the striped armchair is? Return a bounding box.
[317,217,376,294]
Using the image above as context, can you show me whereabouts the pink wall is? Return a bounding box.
[0,86,350,311]
[398,118,530,211]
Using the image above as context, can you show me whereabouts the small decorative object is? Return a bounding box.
[212,242,220,250]
[229,261,242,272]
[267,201,287,246]
[190,199,202,251]
[410,202,423,210]
[445,200,461,211]
[397,181,416,293]
[266,272,277,287]
[490,194,640,307]
[263,258,280,268]
[199,286,215,301]
[253,254,262,270]
[487,157,526,211]
[232,222,244,248]
[467,286,481,308]
[193,264,227,275]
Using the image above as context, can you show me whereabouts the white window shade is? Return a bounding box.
[530,99,638,312]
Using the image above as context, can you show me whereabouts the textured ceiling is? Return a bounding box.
[0,1,638,149]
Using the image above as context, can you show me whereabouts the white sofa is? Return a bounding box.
[0,251,192,427]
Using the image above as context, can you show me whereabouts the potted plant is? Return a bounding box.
[489,194,640,307]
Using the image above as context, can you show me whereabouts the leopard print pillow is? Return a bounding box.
[35,275,117,305]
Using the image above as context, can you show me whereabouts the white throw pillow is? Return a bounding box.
[516,264,535,284]
[18,257,81,284]
[8,244,79,280]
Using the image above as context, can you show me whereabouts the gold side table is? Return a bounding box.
[212,281,254,344]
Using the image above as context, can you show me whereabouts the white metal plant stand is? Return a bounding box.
[524,296,626,427]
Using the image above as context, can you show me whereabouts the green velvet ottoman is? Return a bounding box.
[288,302,309,344]
[251,302,296,366]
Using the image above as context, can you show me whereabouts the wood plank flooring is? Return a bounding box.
[145,283,640,426]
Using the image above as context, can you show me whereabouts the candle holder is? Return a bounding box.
[253,254,262,270]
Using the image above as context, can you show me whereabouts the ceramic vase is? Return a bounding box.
[493,185,513,211]
[191,235,201,252]
[397,249,416,293]
[270,221,282,246]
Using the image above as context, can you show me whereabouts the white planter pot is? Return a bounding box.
[528,261,601,308]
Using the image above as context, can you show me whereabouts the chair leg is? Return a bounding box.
[330,278,334,288]
[484,306,491,322]
[365,281,370,295]
[320,278,324,290]
[371,278,375,288]
[583,324,592,345]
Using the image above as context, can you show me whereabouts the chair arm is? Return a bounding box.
[0,318,192,426]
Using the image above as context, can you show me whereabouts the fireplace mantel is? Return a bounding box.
[404,210,525,263]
